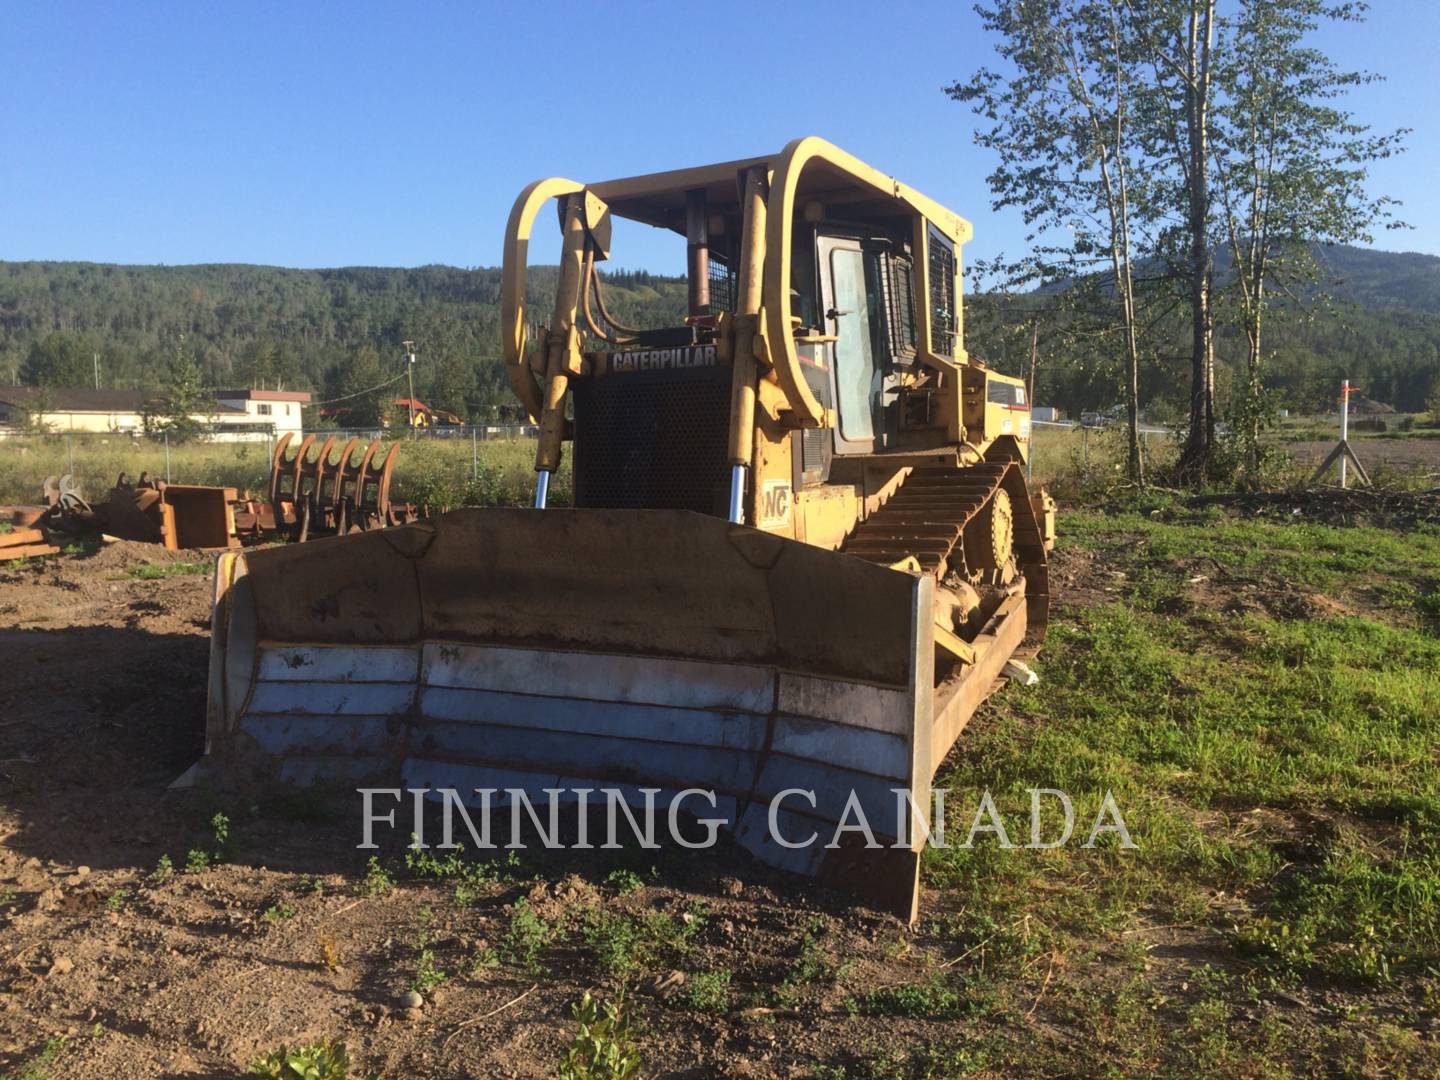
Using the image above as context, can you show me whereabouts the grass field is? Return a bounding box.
[887,499,1440,1076]
[0,423,1132,511]
[8,416,1431,515]
[0,433,569,509]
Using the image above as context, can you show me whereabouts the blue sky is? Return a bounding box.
[3,0,1435,273]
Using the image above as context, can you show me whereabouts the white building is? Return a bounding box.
[213,389,310,436]
[0,386,311,439]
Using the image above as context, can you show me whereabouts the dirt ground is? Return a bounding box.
[0,541,1024,1079]
[0,525,1432,1079]
[1284,435,1440,477]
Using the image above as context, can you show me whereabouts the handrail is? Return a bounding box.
[501,177,584,423]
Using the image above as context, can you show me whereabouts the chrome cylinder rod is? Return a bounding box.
[728,464,746,524]
[534,469,551,509]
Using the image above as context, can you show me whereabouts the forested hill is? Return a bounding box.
[1307,244,1440,313]
[971,243,1440,415]
[0,262,688,421]
[2,244,1438,419]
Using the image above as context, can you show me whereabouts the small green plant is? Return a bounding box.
[413,945,447,993]
[263,902,297,923]
[210,811,231,852]
[1227,916,1319,976]
[247,1037,351,1079]
[0,885,18,909]
[405,844,522,889]
[186,811,232,873]
[774,917,838,1004]
[1,1036,66,1080]
[686,969,731,1014]
[582,907,702,984]
[453,879,480,908]
[497,898,553,973]
[604,868,644,895]
[558,992,641,1080]
[359,856,393,898]
[104,889,129,912]
[405,845,470,879]
[845,978,971,1019]
[584,910,643,982]
[149,854,173,883]
[468,945,500,976]
[410,906,448,992]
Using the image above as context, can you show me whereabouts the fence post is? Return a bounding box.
[164,431,171,483]
[1082,425,1090,477]
[1339,379,1350,489]
[472,426,478,482]
[67,432,74,476]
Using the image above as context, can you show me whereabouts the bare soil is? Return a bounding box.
[1285,435,1440,477]
[0,543,1001,1078]
[0,536,1429,1078]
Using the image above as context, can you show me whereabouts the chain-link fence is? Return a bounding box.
[4,418,1174,509]
[1028,419,1176,489]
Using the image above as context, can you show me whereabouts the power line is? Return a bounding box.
[308,368,408,407]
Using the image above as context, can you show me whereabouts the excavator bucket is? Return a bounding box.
[206,507,1028,919]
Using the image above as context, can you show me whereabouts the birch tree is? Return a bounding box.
[949,0,1152,484]
[1124,0,1221,481]
[1214,0,1406,478]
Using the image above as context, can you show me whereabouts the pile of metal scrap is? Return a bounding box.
[17,437,423,555]
[254,434,425,543]
[39,473,241,550]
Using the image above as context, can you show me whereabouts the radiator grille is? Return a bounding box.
[572,366,733,516]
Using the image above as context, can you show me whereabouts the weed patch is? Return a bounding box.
[558,992,641,1080]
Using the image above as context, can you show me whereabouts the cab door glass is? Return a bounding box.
[827,245,878,443]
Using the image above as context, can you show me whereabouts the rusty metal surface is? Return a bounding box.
[263,434,417,542]
[2,506,46,528]
[162,485,240,549]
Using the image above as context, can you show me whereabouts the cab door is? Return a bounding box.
[816,235,882,454]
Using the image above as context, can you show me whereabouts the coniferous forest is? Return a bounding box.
[1,244,1437,424]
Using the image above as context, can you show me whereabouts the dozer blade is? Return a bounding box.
[207,508,1027,920]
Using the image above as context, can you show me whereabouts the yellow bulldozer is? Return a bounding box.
[206,137,1056,920]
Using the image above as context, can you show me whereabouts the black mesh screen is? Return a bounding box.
[706,254,737,314]
[572,365,733,516]
[880,252,918,363]
[928,226,957,356]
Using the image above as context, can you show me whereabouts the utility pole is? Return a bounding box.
[402,340,417,438]
[93,352,100,390]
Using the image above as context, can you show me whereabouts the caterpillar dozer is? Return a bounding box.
[205,137,1055,921]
